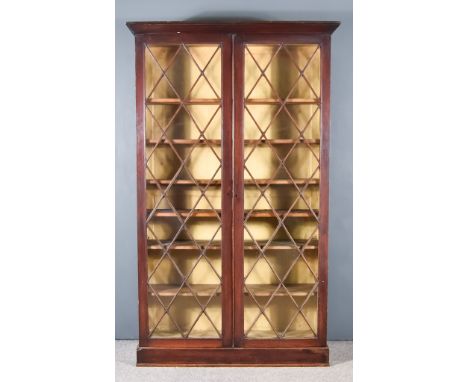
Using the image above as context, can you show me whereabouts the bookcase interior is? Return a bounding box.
[144,42,321,340]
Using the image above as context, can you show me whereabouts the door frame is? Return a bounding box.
[135,32,233,348]
[232,33,331,348]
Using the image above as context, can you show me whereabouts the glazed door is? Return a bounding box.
[136,33,233,347]
[233,34,330,347]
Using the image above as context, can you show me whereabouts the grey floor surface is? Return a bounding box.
[116,340,352,382]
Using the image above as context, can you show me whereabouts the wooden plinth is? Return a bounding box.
[136,346,329,367]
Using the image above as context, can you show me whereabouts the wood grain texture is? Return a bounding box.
[233,35,245,347]
[135,35,149,343]
[129,21,338,366]
[137,346,329,366]
[127,21,340,35]
[220,33,233,347]
[317,34,331,347]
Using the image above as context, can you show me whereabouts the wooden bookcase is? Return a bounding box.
[127,21,339,366]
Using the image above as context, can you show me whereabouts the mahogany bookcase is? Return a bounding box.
[127,21,339,366]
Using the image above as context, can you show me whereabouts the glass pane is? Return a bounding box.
[144,43,223,339]
[243,43,321,339]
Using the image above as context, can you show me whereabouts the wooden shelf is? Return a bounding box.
[149,283,317,297]
[147,179,223,186]
[244,178,319,186]
[244,138,320,145]
[244,240,319,250]
[246,283,317,297]
[149,330,219,339]
[150,284,220,297]
[146,98,221,105]
[146,178,319,186]
[146,138,222,145]
[147,239,319,251]
[146,138,320,146]
[147,209,319,218]
[247,330,317,339]
[245,98,321,105]
[147,209,221,218]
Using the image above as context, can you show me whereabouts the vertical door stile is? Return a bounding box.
[233,35,245,347]
[221,34,233,347]
[317,34,331,346]
[136,35,150,344]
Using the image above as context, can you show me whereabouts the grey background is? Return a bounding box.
[116,0,352,340]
